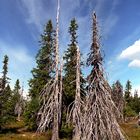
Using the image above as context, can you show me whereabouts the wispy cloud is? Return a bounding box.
[94,0,120,36]
[19,0,48,31]
[1,46,33,64]
[119,39,140,68]
[18,0,120,53]
[103,14,118,36]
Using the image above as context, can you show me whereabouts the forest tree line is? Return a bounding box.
[0,14,140,139]
[0,55,24,128]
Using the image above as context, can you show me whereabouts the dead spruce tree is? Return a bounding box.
[67,46,84,140]
[82,12,126,140]
[37,0,62,140]
[112,80,125,122]
[15,85,24,121]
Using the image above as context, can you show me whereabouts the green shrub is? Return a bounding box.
[60,126,73,139]
[123,105,137,117]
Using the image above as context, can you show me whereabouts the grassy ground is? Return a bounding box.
[121,120,140,140]
[0,120,140,140]
[0,121,49,140]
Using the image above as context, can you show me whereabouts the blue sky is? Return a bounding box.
[0,0,140,96]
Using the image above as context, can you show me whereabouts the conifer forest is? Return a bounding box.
[0,0,140,140]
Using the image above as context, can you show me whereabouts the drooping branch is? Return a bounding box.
[36,80,55,133]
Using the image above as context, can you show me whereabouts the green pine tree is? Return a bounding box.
[61,18,85,138]
[63,18,85,107]
[1,84,15,123]
[0,55,10,128]
[124,80,132,103]
[123,80,136,117]
[24,20,55,130]
[130,90,140,114]
[12,79,21,115]
[1,55,9,91]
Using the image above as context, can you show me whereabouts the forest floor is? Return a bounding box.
[0,120,140,140]
[121,120,140,140]
[0,121,49,140]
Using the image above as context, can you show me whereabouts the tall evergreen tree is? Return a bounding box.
[63,18,85,107]
[24,20,55,130]
[131,90,140,114]
[1,55,9,91]
[1,84,14,123]
[29,20,55,98]
[12,79,23,121]
[123,81,137,118]
[124,80,132,103]
[127,90,140,115]
[13,79,21,99]
[0,55,9,128]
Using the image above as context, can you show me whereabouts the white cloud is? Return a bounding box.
[128,59,140,68]
[119,39,140,68]
[119,39,140,60]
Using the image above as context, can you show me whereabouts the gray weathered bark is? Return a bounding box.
[15,86,24,121]
[67,46,84,140]
[37,1,62,140]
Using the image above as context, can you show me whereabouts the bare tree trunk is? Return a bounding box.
[73,46,82,140]
[59,60,63,128]
[37,1,61,140]
[17,112,21,121]
[51,0,60,139]
[67,46,84,140]
[15,86,24,122]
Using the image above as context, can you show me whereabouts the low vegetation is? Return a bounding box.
[121,120,140,140]
[0,120,140,140]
